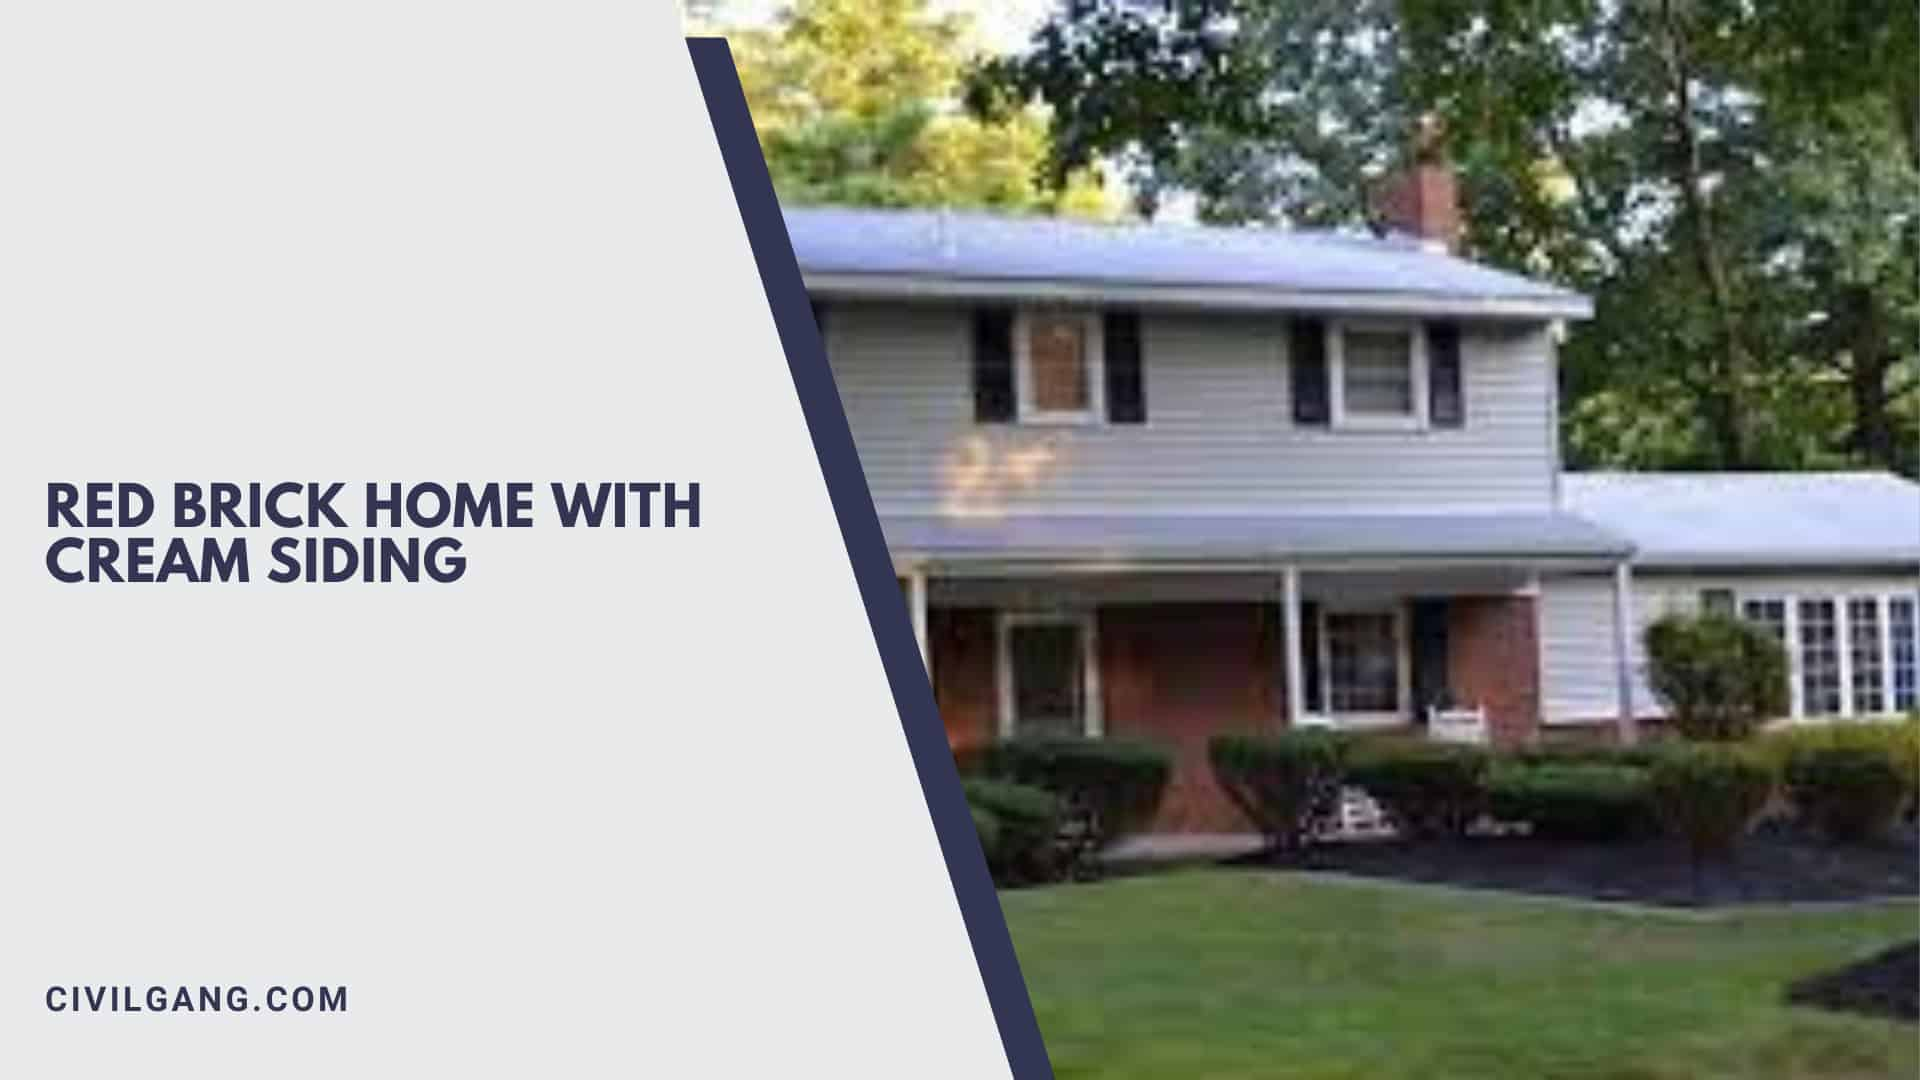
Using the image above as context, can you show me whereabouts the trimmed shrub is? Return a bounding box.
[1647,744,1775,864]
[1486,763,1655,843]
[969,804,1001,866]
[988,736,1172,852]
[1762,720,1920,816]
[1508,743,1668,770]
[1346,739,1490,840]
[962,778,1060,885]
[1644,612,1789,741]
[1783,744,1911,845]
[1208,731,1347,852]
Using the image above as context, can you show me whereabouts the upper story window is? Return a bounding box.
[1292,317,1464,431]
[1331,322,1427,429]
[1016,309,1105,423]
[974,306,1146,426]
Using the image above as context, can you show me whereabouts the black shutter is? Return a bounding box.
[809,299,827,338]
[1290,318,1329,426]
[1427,321,1463,428]
[1410,599,1451,716]
[972,307,1015,423]
[1301,601,1323,714]
[1104,310,1146,423]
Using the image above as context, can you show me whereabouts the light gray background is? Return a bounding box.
[0,3,1007,1075]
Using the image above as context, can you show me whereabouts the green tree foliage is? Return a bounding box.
[724,0,1111,215]
[977,0,1919,474]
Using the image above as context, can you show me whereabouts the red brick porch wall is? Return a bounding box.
[1101,604,1280,832]
[1446,595,1541,746]
[929,603,1278,832]
[929,608,996,754]
[931,595,1546,832]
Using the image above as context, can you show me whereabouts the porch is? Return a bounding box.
[899,561,1640,832]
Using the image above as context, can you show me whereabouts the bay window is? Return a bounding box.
[1739,590,1919,719]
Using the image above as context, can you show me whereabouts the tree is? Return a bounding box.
[724,0,1111,215]
[971,0,1413,224]
[977,0,1920,474]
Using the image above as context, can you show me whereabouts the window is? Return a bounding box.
[1015,310,1104,423]
[997,613,1100,737]
[1322,609,1406,718]
[1329,322,1427,428]
[1848,597,1886,715]
[1700,588,1736,617]
[1798,598,1842,716]
[1741,592,1920,719]
[1741,598,1786,637]
[1892,596,1917,712]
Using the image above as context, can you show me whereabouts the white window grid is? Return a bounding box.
[1741,590,1919,719]
[1327,320,1429,431]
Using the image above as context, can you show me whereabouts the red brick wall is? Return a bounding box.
[1447,595,1541,746]
[1100,603,1280,832]
[933,602,1277,832]
[929,608,996,754]
[934,595,1549,831]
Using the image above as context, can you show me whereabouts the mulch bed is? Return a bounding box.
[1229,823,1919,908]
[1786,942,1920,1022]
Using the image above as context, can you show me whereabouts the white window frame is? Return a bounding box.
[1315,603,1412,728]
[1739,589,1918,721]
[1890,594,1919,713]
[996,611,1103,738]
[1328,319,1429,431]
[1013,308,1105,425]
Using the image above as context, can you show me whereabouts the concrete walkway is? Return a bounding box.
[1104,833,1266,865]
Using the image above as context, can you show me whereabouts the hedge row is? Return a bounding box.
[965,736,1173,885]
[1208,719,1919,859]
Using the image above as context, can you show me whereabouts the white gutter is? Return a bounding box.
[890,554,1632,578]
[803,270,1595,321]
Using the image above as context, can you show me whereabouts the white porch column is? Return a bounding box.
[906,569,930,677]
[1611,560,1639,745]
[1282,565,1306,726]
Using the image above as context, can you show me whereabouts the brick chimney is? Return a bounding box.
[1375,118,1460,252]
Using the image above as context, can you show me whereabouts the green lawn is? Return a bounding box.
[1001,870,1918,1079]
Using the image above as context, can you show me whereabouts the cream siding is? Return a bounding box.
[825,303,1558,518]
[1540,569,1920,724]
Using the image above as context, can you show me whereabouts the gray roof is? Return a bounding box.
[883,511,1631,565]
[1562,472,1920,568]
[787,206,1591,319]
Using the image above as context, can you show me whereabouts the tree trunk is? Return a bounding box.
[1842,285,1899,470]
[1655,0,1749,468]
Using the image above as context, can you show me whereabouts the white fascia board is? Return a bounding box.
[1628,553,1920,571]
[802,271,1595,321]
[887,554,1631,578]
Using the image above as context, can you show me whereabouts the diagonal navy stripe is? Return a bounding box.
[685,37,1052,1080]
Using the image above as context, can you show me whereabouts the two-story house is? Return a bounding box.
[789,197,1920,833]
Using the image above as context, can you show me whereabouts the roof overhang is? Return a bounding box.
[803,271,1595,321]
[1627,553,1920,571]
[881,512,1632,573]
